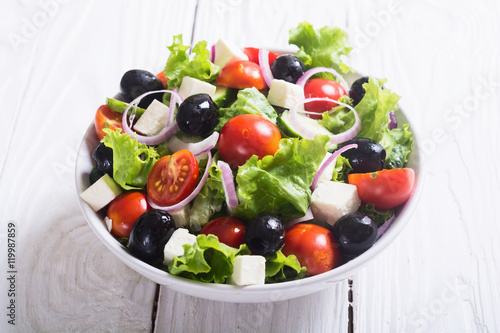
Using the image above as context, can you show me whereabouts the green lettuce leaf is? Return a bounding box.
[164,35,220,90]
[355,78,401,142]
[168,234,238,283]
[289,21,352,74]
[318,95,356,134]
[265,251,307,283]
[188,159,226,231]
[358,203,394,227]
[233,135,330,220]
[331,155,352,183]
[215,87,277,131]
[380,123,414,169]
[102,129,159,190]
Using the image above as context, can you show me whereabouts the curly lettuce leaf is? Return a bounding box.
[331,155,352,183]
[233,135,330,220]
[289,21,352,74]
[355,78,401,143]
[358,203,394,227]
[318,96,356,134]
[265,251,307,283]
[380,123,414,169]
[216,87,277,131]
[164,35,220,89]
[102,129,159,190]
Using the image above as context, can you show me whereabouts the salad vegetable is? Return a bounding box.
[80,21,416,286]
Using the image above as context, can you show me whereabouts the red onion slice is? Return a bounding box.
[147,151,213,212]
[289,97,361,144]
[217,160,238,213]
[388,111,397,130]
[376,214,395,240]
[311,143,358,191]
[210,44,215,63]
[287,208,314,226]
[166,87,179,127]
[167,132,219,156]
[296,67,350,92]
[258,48,274,88]
[121,89,182,145]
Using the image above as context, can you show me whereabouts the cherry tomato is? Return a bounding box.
[107,191,150,238]
[304,79,347,119]
[243,47,280,66]
[348,168,415,210]
[282,223,341,276]
[199,217,246,248]
[218,114,281,168]
[216,60,267,89]
[94,105,122,140]
[147,150,199,206]
[156,71,168,88]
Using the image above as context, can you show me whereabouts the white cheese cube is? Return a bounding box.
[267,79,305,109]
[310,181,361,226]
[169,205,190,229]
[178,76,216,100]
[163,228,197,265]
[133,99,170,136]
[213,39,248,68]
[80,174,123,211]
[228,255,266,286]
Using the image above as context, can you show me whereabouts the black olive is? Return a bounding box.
[119,69,164,108]
[176,94,219,136]
[339,138,386,174]
[244,214,285,255]
[89,166,104,185]
[270,55,306,84]
[349,76,370,106]
[128,210,176,264]
[332,213,377,256]
[92,143,113,177]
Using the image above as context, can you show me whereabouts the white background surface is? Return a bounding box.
[1,0,499,332]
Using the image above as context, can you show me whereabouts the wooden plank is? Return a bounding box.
[347,0,500,332]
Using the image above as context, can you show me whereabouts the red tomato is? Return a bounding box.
[147,150,199,206]
[282,223,341,276]
[107,191,150,238]
[199,217,246,248]
[218,114,281,168]
[94,105,122,140]
[348,168,415,210]
[156,71,168,88]
[304,79,347,119]
[243,47,280,66]
[216,60,267,89]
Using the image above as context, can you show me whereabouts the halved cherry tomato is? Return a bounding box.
[216,60,267,89]
[218,114,281,168]
[243,47,280,66]
[304,79,347,119]
[107,191,151,238]
[348,168,415,210]
[156,71,168,88]
[147,150,199,206]
[94,105,122,140]
[199,217,246,248]
[282,223,341,276]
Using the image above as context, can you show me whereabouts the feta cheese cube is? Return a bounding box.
[169,205,190,229]
[163,228,197,265]
[310,181,361,226]
[267,79,305,109]
[213,39,248,68]
[178,76,216,100]
[133,99,170,136]
[228,255,266,286]
[80,174,123,211]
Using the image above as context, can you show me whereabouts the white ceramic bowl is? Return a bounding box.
[75,72,423,303]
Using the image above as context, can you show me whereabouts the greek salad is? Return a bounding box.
[80,21,415,286]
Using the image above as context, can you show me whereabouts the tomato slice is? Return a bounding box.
[147,150,199,206]
[156,71,168,88]
[304,79,347,119]
[243,47,280,66]
[348,168,415,210]
[94,105,122,140]
[107,191,150,238]
[215,60,267,89]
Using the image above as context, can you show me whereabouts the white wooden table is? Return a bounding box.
[1,0,499,332]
